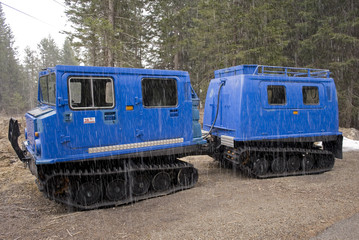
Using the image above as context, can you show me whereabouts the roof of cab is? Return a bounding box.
[39,65,190,78]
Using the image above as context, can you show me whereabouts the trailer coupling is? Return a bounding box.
[8,118,29,162]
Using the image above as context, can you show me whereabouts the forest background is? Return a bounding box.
[0,0,358,128]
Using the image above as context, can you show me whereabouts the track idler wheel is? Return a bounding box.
[105,179,127,201]
[76,181,102,206]
[271,156,287,174]
[177,168,198,187]
[317,155,335,169]
[152,172,171,192]
[131,173,150,196]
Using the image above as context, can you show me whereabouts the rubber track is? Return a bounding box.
[223,146,335,178]
[41,159,198,210]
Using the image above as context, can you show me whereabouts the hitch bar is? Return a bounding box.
[8,118,28,162]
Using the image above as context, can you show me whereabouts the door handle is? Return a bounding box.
[170,109,178,117]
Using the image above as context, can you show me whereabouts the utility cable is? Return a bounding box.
[52,0,66,8]
[0,1,57,28]
[202,81,225,139]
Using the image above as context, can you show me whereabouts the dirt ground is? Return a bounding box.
[1,116,359,240]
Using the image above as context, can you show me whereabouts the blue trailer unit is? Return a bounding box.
[8,65,204,209]
[203,65,342,178]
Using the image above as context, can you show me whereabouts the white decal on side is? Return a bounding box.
[84,117,96,124]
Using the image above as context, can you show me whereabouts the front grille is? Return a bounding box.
[26,115,36,150]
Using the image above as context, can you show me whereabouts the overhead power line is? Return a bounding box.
[0,1,57,28]
[52,0,66,8]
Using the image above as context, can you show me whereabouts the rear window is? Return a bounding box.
[267,85,286,105]
[142,78,177,107]
[68,77,114,109]
[303,86,319,105]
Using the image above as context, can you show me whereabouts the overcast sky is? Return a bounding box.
[1,0,69,61]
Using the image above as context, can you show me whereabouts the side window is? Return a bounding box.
[48,74,56,104]
[142,78,178,107]
[267,85,286,105]
[69,81,82,104]
[105,82,114,104]
[39,73,56,105]
[93,78,114,107]
[39,76,49,103]
[69,77,114,109]
[69,78,92,108]
[303,86,319,105]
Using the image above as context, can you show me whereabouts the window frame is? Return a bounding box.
[68,76,115,110]
[302,86,319,105]
[267,85,287,105]
[39,73,56,106]
[141,77,178,108]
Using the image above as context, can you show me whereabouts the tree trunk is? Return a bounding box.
[345,78,354,128]
[174,52,179,70]
[108,0,115,67]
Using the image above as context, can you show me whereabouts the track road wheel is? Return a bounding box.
[271,156,287,174]
[302,154,315,171]
[76,181,101,206]
[152,172,171,192]
[252,157,269,176]
[131,173,150,196]
[105,179,127,201]
[287,155,301,172]
[178,168,198,187]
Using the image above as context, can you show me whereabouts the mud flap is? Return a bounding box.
[8,118,27,161]
[334,135,343,159]
[323,135,343,159]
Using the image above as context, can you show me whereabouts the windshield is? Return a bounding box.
[39,73,56,105]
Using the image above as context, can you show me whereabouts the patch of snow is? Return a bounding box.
[343,137,359,152]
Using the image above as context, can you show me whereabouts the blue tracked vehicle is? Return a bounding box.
[203,65,343,178]
[8,64,342,209]
[8,65,205,209]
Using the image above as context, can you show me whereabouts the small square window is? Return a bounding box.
[303,86,319,105]
[142,78,177,107]
[267,85,286,105]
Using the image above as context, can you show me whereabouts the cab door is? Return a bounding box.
[60,75,120,150]
[138,76,183,142]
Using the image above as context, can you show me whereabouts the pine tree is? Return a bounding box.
[64,0,146,67]
[0,5,26,113]
[38,36,61,68]
[294,0,359,128]
[61,38,78,65]
[23,46,40,109]
[145,0,197,70]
